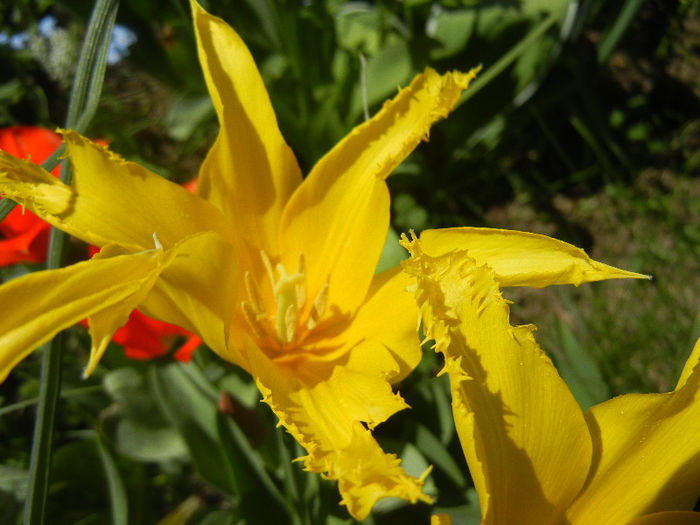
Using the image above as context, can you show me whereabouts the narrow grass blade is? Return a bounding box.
[95,436,129,525]
[459,11,559,106]
[597,0,646,64]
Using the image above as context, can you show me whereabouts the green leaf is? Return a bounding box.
[434,488,481,525]
[348,36,411,122]
[163,95,215,141]
[375,227,406,274]
[414,424,467,489]
[94,437,129,525]
[114,417,188,462]
[149,365,233,495]
[216,412,289,521]
[551,320,610,412]
[0,465,29,500]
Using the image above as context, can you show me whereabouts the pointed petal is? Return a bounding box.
[0,150,73,216]
[401,234,592,525]
[191,0,301,259]
[0,247,164,382]
[567,339,700,524]
[419,227,650,288]
[244,337,431,520]
[626,512,700,525]
[676,335,700,390]
[83,245,165,376]
[280,67,478,314]
[0,131,232,250]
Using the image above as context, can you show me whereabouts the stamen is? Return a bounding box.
[245,250,328,347]
[241,301,265,339]
[306,283,329,331]
[313,283,329,319]
[283,303,298,344]
[244,271,264,313]
[295,253,306,311]
[260,250,275,290]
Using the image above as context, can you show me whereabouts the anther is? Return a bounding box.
[295,254,307,311]
[306,282,329,331]
[241,301,265,339]
[244,271,264,313]
[260,250,275,290]
[282,303,298,344]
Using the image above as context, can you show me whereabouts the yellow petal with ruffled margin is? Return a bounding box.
[419,227,650,288]
[243,337,431,520]
[566,338,700,525]
[0,151,73,217]
[626,511,700,525]
[0,247,163,382]
[280,67,479,318]
[191,0,301,262]
[0,131,232,251]
[401,233,592,525]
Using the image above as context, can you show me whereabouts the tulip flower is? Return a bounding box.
[400,231,699,525]
[0,1,480,516]
[0,1,650,518]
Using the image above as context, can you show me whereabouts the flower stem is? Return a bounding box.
[22,1,118,523]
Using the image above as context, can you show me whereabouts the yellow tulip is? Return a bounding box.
[0,1,482,518]
[401,232,699,525]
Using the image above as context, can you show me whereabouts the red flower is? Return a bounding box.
[109,310,202,362]
[1,126,200,362]
[0,126,62,264]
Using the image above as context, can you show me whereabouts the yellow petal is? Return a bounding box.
[0,248,164,382]
[338,268,422,383]
[419,227,650,288]
[626,511,700,525]
[676,334,700,390]
[280,67,479,315]
[61,130,232,249]
[0,151,73,218]
[191,0,301,260]
[140,231,242,366]
[567,339,700,525]
[1,131,232,251]
[243,337,431,520]
[401,234,592,524]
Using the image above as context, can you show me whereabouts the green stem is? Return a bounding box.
[458,11,559,106]
[22,1,119,523]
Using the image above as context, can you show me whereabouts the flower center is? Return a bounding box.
[241,251,328,348]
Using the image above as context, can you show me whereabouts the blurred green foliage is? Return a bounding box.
[1,0,698,523]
